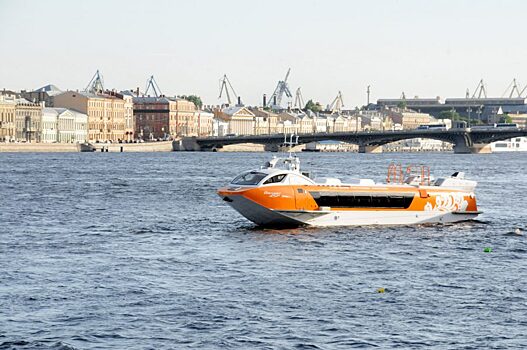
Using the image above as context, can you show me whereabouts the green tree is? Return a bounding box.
[397,101,407,109]
[179,95,203,109]
[304,99,322,113]
[498,114,512,123]
[439,110,462,121]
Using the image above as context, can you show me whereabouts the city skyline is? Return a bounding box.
[1,0,527,107]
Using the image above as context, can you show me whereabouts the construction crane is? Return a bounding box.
[218,74,239,106]
[85,70,104,94]
[268,68,292,108]
[145,75,163,97]
[502,78,523,98]
[293,87,305,110]
[521,84,527,97]
[471,79,487,99]
[328,91,344,114]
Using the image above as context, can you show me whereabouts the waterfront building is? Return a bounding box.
[41,108,88,143]
[510,113,527,128]
[214,106,259,136]
[197,110,214,136]
[54,91,126,142]
[123,94,134,141]
[343,114,362,132]
[313,114,329,133]
[212,117,229,137]
[400,112,431,130]
[0,95,16,142]
[251,108,280,134]
[21,84,62,107]
[173,98,198,136]
[15,98,43,142]
[132,96,199,139]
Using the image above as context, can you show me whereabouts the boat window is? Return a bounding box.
[263,173,286,185]
[231,171,268,185]
[309,191,415,209]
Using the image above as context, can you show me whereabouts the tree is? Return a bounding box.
[304,99,322,113]
[397,101,407,109]
[498,114,512,124]
[179,95,203,109]
[439,110,462,121]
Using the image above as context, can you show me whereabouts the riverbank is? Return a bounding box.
[0,141,174,152]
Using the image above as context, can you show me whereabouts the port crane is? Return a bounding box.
[502,79,523,98]
[85,70,104,94]
[268,68,292,108]
[472,79,487,99]
[145,75,163,97]
[218,74,239,106]
[328,91,344,114]
[293,87,305,110]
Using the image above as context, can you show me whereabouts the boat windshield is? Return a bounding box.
[231,171,268,186]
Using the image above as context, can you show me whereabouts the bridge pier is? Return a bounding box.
[358,145,383,153]
[264,144,280,152]
[172,138,201,151]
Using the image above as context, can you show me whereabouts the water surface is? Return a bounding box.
[1,152,526,349]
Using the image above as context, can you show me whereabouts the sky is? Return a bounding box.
[1,0,526,107]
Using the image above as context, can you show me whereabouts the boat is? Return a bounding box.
[78,142,95,152]
[491,137,527,152]
[217,137,481,228]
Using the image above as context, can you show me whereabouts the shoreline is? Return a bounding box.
[0,141,174,153]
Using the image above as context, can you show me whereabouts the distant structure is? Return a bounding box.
[375,79,527,123]
[218,74,240,106]
[471,79,487,99]
[85,70,104,94]
[503,79,523,98]
[268,68,292,109]
[293,87,305,111]
[328,91,344,114]
[145,75,163,97]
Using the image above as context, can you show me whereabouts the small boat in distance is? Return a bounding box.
[217,136,481,228]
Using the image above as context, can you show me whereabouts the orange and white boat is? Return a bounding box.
[217,144,481,227]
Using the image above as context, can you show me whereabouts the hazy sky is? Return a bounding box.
[1,0,526,107]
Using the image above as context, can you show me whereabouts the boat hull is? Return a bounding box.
[222,193,479,227]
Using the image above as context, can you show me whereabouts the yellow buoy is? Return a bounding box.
[377,287,385,293]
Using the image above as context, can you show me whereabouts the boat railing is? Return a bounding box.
[387,163,431,186]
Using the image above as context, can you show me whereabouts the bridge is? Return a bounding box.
[173,128,527,154]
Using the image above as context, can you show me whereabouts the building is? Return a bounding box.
[251,108,280,134]
[214,106,259,135]
[41,108,88,143]
[401,112,431,130]
[132,96,199,140]
[21,84,62,107]
[0,95,16,142]
[510,113,527,128]
[15,98,43,142]
[173,98,198,136]
[212,117,229,137]
[122,94,134,141]
[54,91,126,142]
[197,110,214,136]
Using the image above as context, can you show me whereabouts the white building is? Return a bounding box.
[41,108,88,143]
[212,117,230,136]
[197,110,214,136]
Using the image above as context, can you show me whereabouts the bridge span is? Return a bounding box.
[173,128,527,154]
